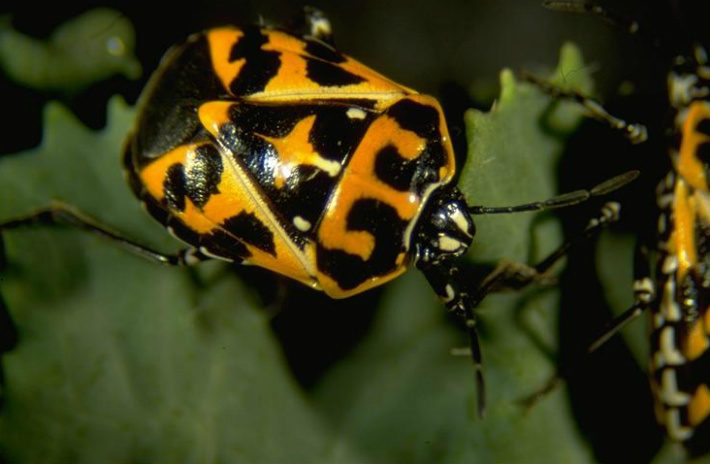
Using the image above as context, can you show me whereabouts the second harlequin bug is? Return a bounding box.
[642,45,710,455]
[542,0,710,456]
[0,7,637,416]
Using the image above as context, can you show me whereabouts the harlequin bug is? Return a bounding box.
[543,0,710,455]
[0,7,637,417]
[645,44,710,453]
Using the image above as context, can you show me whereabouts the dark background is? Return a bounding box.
[2,1,710,462]
[2,0,695,152]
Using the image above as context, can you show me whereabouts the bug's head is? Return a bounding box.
[668,45,710,110]
[412,187,475,266]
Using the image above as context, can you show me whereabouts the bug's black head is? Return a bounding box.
[412,186,475,267]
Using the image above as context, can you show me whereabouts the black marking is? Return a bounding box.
[185,144,223,209]
[309,106,370,161]
[682,347,710,396]
[304,39,345,64]
[695,142,710,168]
[201,228,252,261]
[227,102,314,139]
[164,164,187,212]
[686,412,710,457]
[222,212,276,256]
[387,98,441,139]
[374,144,418,191]
[165,214,201,246]
[271,165,334,241]
[220,102,372,241]
[383,98,449,192]
[229,26,280,95]
[306,58,365,87]
[132,34,224,165]
[695,118,710,137]
[317,199,407,290]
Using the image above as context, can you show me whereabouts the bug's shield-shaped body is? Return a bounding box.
[124,26,456,298]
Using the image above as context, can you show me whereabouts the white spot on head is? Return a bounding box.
[346,108,367,120]
[438,235,463,252]
[443,284,455,303]
[450,208,472,238]
[293,216,312,232]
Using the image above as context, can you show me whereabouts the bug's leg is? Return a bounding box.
[300,6,334,45]
[0,202,210,266]
[522,72,647,145]
[470,202,621,304]
[588,243,654,352]
[420,261,486,417]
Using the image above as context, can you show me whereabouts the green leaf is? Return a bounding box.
[313,43,597,463]
[0,41,646,463]
[0,8,141,92]
[0,99,364,464]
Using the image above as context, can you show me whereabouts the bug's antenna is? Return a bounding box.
[543,1,639,34]
[542,1,662,50]
[468,170,638,215]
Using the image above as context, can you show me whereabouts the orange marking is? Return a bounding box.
[678,102,710,192]
[685,318,709,360]
[317,114,425,261]
[207,28,245,93]
[264,30,307,55]
[139,145,193,201]
[257,115,341,188]
[261,31,319,95]
[196,146,315,284]
[179,200,217,234]
[247,30,412,100]
[198,101,233,138]
[689,384,710,426]
[672,180,698,280]
[317,265,407,299]
[139,141,316,285]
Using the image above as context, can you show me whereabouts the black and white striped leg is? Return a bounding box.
[0,202,209,267]
[470,202,622,307]
[588,244,654,352]
[421,261,486,417]
[522,71,648,145]
[424,202,622,416]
